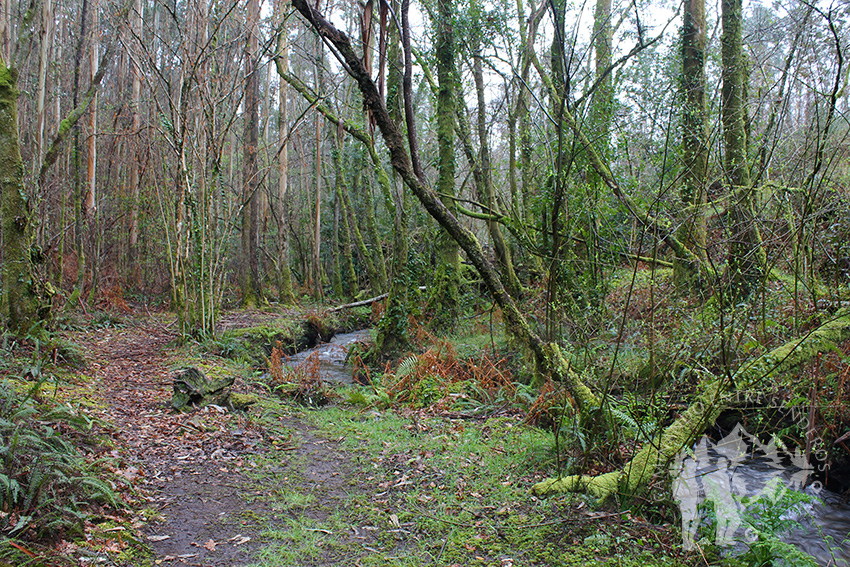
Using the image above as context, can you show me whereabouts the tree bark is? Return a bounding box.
[0,60,43,335]
[427,0,461,332]
[241,0,263,306]
[35,0,53,172]
[274,26,296,304]
[675,0,709,289]
[722,0,765,297]
[128,0,143,288]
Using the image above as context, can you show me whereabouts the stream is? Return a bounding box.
[283,329,371,384]
[678,445,850,565]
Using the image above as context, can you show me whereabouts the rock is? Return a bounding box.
[171,367,235,411]
[228,393,259,411]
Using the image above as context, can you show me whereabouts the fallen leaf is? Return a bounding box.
[229,534,251,545]
[204,539,217,551]
[147,535,170,542]
[389,513,400,528]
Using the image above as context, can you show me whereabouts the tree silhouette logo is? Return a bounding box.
[671,423,813,550]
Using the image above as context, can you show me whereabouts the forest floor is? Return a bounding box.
[7,307,691,566]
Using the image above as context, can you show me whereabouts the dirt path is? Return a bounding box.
[80,319,365,566]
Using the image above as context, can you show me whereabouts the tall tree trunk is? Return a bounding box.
[375,0,410,354]
[473,39,522,299]
[275,26,296,304]
[128,0,142,289]
[342,163,382,294]
[361,173,388,290]
[675,0,709,289]
[71,0,90,302]
[428,0,461,331]
[55,16,65,287]
[332,133,357,297]
[84,0,100,304]
[311,34,324,299]
[722,0,765,297]
[35,0,53,173]
[1,59,43,335]
[312,114,323,298]
[241,0,263,306]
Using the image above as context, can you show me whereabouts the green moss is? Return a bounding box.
[229,393,259,410]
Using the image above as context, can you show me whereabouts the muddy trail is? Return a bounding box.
[81,320,372,566]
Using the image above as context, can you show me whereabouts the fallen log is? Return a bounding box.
[330,286,427,311]
[533,308,850,500]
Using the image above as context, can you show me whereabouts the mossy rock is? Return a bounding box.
[228,393,259,411]
[172,367,235,411]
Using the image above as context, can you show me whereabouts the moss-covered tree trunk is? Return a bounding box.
[375,0,411,356]
[675,0,709,290]
[331,133,358,298]
[533,308,850,499]
[343,164,385,295]
[722,0,765,297]
[0,60,41,335]
[427,0,461,332]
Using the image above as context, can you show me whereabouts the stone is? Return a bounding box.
[171,367,235,411]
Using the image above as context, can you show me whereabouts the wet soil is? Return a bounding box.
[77,315,365,566]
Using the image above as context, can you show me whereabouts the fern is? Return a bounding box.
[395,355,418,380]
[0,378,124,538]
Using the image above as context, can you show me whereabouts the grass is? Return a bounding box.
[243,394,689,567]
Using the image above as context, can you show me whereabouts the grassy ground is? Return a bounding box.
[242,395,687,567]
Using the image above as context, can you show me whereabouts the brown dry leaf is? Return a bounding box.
[203,539,217,551]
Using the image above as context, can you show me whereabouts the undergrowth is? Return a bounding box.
[0,377,123,563]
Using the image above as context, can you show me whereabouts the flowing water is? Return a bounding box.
[677,446,850,565]
[283,330,371,384]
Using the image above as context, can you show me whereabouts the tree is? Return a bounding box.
[241,0,263,306]
[722,0,766,297]
[427,0,461,331]
[675,0,709,289]
[274,21,297,304]
[1,57,42,335]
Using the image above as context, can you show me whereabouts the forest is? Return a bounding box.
[1,0,850,564]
